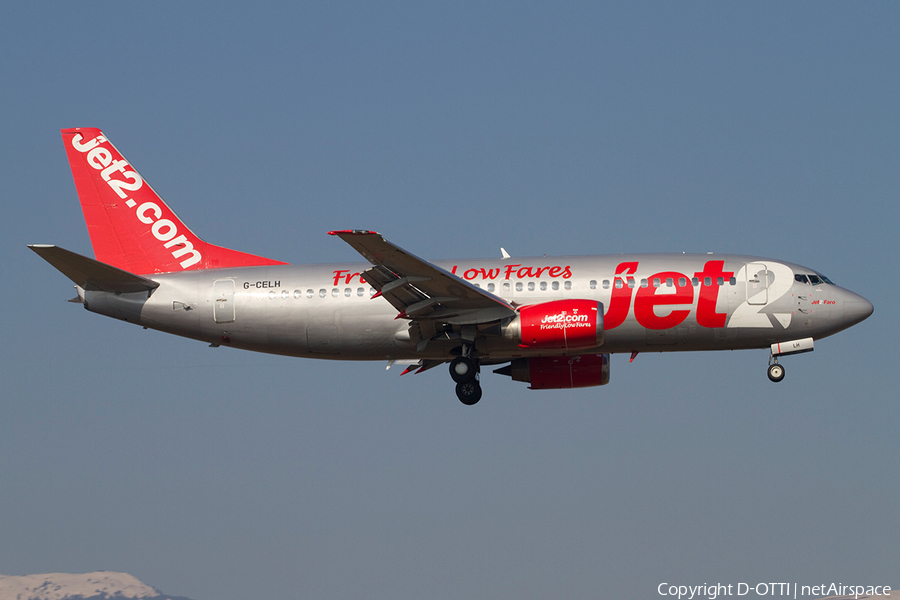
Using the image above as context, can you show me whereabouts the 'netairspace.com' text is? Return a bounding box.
[657,582,891,599]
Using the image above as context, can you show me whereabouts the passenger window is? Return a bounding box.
[692,277,699,286]
[614,279,623,289]
[281,290,289,299]
[564,281,572,290]
[487,283,495,292]
[540,281,548,291]
[552,281,559,291]
[704,277,712,286]
[369,287,376,296]
[590,280,597,290]
[678,277,686,287]
[602,280,610,290]
[357,287,364,297]
[528,281,535,291]
[666,278,673,287]
[294,290,302,299]
[641,278,648,288]
[729,277,736,285]
[503,282,511,292]
[717,277,724,285]
[515,282,522,291]
[627,279,635,289]
[653,278,660,288]
[268,290,276,299]
[331,288,339,298]
[307,289,314,298]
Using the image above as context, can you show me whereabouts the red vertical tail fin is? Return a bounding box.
[61,128,287,274]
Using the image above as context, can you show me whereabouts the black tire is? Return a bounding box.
[767,363,786,383]
[449,356,477,383]
[456,380,482,405]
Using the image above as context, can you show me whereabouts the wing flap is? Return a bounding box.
[360,265,428,313]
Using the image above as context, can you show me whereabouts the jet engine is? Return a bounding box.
[502,299,604,351]
[494,354,611,389]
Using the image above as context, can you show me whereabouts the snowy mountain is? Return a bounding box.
[0,572,194,600]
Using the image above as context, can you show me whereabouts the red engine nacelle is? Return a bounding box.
[494,354,611,389]
[503,299,604,351]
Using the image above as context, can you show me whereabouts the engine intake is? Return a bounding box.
[503,299,604,351]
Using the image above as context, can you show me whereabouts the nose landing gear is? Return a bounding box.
[767,359,786,383]
[766,337,814,383]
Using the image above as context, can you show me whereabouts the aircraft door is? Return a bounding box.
[214,279,235,323]
[307,324,339,354]
[746,263,769,306]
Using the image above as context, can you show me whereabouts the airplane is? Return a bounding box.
[30,127,874,405]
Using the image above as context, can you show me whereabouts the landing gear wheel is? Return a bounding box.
[767,363,786,383]
[456,380,482,405]
[450,356,477,383]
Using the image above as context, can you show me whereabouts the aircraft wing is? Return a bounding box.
[328,230,517,326]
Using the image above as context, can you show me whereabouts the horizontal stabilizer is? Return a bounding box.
[28,245,159,293]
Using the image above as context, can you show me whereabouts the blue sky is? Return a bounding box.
[2,3,897,599]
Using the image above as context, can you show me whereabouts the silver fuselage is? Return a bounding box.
[81,254,873,362]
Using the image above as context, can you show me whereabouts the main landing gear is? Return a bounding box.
[450,355,482,405]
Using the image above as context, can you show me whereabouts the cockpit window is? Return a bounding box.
[795,272,834,286]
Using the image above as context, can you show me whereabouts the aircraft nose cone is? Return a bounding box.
[844,292,874,326]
